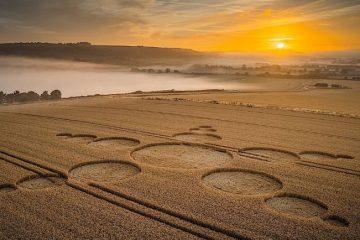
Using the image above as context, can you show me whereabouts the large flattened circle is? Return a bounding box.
[131,143,232,169]
[265,194,327,218]
[88,137,140,149]
[69,161,140,183]
[300,151,337,161]
[299,151,353,161]
[173,133,221,142]
[17,175,66,190]
[239,148,299,162]
[203,170,282,195]
[68,134,97,143]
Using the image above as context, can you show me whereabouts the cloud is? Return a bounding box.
[0,0,359,51]
[1,0,358,36]
[0,0,152,38]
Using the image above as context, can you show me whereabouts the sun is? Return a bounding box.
[276,42,285,49]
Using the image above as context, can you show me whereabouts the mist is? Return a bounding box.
[0,57,248,98]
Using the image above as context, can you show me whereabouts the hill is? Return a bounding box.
[0,42,207,66]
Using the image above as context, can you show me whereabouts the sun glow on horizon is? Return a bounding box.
[276,42,285,49]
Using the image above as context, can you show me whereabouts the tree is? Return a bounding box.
[15,91,38,102]
[1,90,60,103]
[17,92,28,102]
[13,90,20,102]
[0,91,5,103]
[26,91,40,101]
[40,91,50,100]
[50,90,62,100]
[5,93,15,103]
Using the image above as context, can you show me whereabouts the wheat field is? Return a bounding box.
[0,93,359,239]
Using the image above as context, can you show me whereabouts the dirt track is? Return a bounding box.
[0,94,359,239]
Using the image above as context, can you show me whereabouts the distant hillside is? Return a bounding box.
[0,42,207,66]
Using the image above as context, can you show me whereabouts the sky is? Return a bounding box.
[0,0,359,53]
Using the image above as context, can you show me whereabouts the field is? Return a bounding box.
[147,77,360,117]
[1,89,360,239]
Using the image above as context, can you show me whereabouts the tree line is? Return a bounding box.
[0,90,61,104]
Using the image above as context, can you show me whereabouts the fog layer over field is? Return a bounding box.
[0,57,247,97]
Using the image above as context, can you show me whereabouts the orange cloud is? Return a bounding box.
[260,9,272,17]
